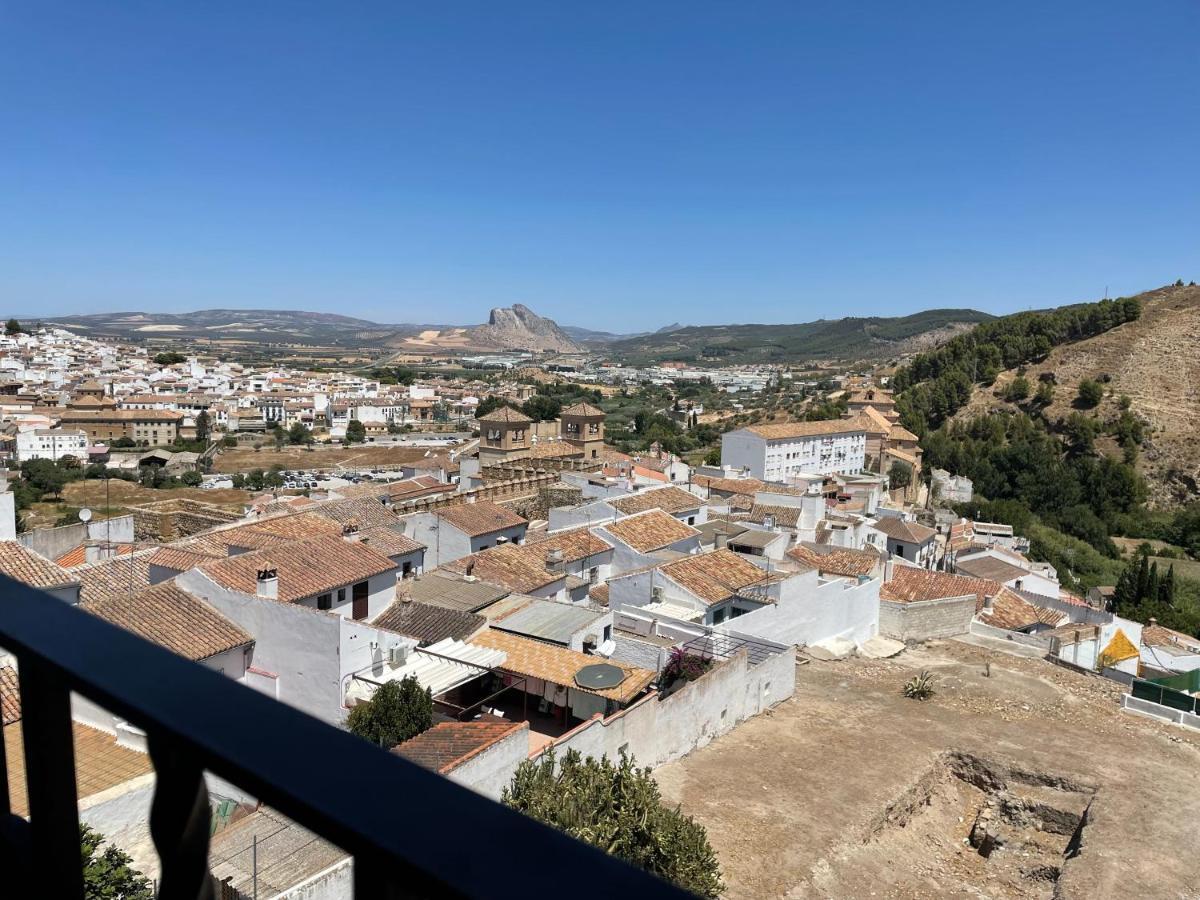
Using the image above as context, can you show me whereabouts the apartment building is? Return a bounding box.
[721,420,867,481]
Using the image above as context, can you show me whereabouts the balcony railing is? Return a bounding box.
[0,574,690,899]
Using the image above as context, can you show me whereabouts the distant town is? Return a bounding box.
[2,284,1199,898]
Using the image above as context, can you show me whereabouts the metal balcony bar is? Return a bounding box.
[0,575,690,899]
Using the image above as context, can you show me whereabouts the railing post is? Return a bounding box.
[19,657,85,898]
[149,736,217,900]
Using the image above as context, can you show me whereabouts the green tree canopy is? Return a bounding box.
[522,394,562,422]
[81,823,154,900]
[194,409,210,444]
[287,421,313,445]
[888,460,912,489]
[6,318,25,336]
[503,749,723,898]
[475,396,523,418]
[153,351,186,366]
[345,419,366,443]
[347,676,433,748]
[1076,379,1104,409]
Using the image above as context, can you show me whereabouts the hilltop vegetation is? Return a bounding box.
[897,285,1200,619]
[603,308,994,366]
[892,294,1142,434]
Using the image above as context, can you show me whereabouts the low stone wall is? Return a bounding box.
[969,620,1055,651]
[130,498,242,541]
[390,473,560,515]
[540,645,796,769]
[880,595,975,641]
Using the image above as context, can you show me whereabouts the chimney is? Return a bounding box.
[715,531,729,550]
[546,548,565,575]
[342,519,360,540]
[983,592,995,613]
[256,567,279,600]
[1149,617,1158,628]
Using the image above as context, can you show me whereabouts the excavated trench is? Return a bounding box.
[860,750,1097,898]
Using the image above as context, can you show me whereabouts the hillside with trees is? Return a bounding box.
[897,283,1200,629]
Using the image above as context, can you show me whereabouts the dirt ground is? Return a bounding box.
[61,479,249,509]
[211,444,442,473]
[654,640,1200,899]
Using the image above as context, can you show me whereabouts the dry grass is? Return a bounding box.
[212,444,439,474]
[62,479,249,508]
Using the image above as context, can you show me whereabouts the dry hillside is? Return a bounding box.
[957,283,1200,507]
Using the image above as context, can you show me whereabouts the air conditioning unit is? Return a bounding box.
[389,645,409,665]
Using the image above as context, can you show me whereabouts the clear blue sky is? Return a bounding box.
[2,2,1197,330]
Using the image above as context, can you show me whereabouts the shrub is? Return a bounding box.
[903,670,937,701]
[503,749,723,898]
[347,676,432,748]
[1076,379,1104,409]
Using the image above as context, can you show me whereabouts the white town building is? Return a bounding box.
[16,427,89,462]
[721,421,867,481]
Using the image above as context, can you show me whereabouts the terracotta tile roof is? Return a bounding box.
[356,525,425,557]
[1141,623,1200,652]
[148,546,224,573]
[200,536,396,603]
[661,549,771,606]
[747,504,802,528]
[471,629,655,704]
[242,512,345,541]
[75,551,156,604]
[435,502,527,538]
[880,567,999,605]
[977,587,1046,631]
[373,599,485,645]
[83,581,252,661]
[852,407,893,434]
[476,406,532,424]
[444,544,562,594]
[954,555,1032,584]
[523,526,613,564]
[588,583,610,607]
[744,420,865,440]
[888,424,920,442]
[54,543,133,568]
[608,486,701,516]
[692,476,767,496]
[872,517,936,545]
[0,665,19,726]
[392,720,525,771]
[560,402,605,417]
[5,721,154,818]
[309,497,402,529]
[787,544,881,578]
[602,510,700,553]
[0,541,79,589]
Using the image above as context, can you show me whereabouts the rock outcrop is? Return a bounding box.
[468,304,581,353]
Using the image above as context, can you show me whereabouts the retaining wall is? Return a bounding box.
[879,595,975,641]
[540,645,796,769]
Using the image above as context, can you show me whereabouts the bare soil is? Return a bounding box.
[211,444,440,473]
[654,640,1200,899]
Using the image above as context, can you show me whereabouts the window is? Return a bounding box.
[603,625,612,642]
[589,567,599,584]
[402,561,412,577]
[337,588,346,603]
[687,516,695,526]
[711,607,728,625]
[317,593,332,610]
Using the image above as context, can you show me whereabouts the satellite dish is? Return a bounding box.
[78,507,93,523]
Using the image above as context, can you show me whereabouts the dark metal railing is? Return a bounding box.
[0,574,691,899]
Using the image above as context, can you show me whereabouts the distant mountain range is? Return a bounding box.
[601,308,997,365]
[30,304,994,363]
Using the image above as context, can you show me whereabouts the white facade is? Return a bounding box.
[721,426,866,481]
[16,428,89,462]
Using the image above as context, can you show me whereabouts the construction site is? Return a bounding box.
[654,639,1200,899]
